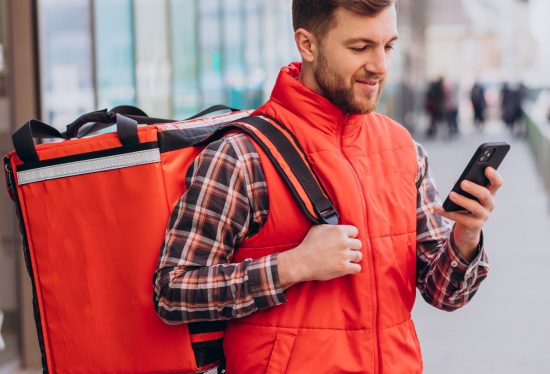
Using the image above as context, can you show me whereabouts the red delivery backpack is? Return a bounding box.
[3,105,338,374]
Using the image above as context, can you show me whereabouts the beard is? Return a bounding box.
[313,53,384,114]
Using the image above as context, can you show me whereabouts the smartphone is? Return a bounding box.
[442,142,510,212]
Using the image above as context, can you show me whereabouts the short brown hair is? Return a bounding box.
[292,0,395,39]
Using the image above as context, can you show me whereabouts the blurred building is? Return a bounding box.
[526,0,550,87]
[34,0,429,127]
[425,0,550,89]
[37,0,298,126]
[419,0,550,124]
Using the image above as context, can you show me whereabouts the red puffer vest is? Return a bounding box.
[224,63,421,373]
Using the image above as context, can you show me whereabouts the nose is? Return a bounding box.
[365,47,388,77]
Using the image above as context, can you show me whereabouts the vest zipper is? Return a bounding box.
[338,116,380,374]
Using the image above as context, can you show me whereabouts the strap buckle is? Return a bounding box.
[317,206,339,225]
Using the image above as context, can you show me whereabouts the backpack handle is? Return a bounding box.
[69,105,239,139]
[12,105,240,164]
[12,112,141,164]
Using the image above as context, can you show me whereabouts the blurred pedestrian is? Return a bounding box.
[501,82,527,133]
[500,83,512,127]
[444,79,459,136]
[424,77,445,137]
[470,81,486,129]
[517,82,528,120]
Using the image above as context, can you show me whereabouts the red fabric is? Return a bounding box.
[7,114,250,374]
[224,63,421,374]
[190,332,225,344]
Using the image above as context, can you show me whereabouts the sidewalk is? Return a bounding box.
[412,123,550,374]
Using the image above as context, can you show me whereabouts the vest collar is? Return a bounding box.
[270,62,364,135]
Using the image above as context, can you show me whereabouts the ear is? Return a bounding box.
[294,28,317,63]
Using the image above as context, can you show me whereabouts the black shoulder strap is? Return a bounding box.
[198,115,339,226]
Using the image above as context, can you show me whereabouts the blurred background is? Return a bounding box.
[0,0,549,373]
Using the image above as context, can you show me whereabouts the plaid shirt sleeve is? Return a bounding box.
[153,133,286,324]
[415,142,490,311]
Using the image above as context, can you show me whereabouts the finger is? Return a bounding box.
[348,249,363,263]
[448,192,488,218]
[347,238,363,251]
[485,167,503,195]
[460,180,494,211]
[435,205,484,228]
[346,262,362,275]
[340,225,359,238]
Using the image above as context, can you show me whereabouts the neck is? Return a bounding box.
[298,61,324,97]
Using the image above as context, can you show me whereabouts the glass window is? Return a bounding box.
[244,0,264,108]
[38,0,95,126]
[134,0,171,117]
[170,0,200,118]
[94,0,136,109]
[222,0,246,109]
[260,1,280,99]
[198,0,224,107]
[275,0,298,68]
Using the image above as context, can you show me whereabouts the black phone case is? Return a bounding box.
[442,142,510,212]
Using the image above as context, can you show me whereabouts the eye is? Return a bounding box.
[385,44,395,52]
[350,46,367,53]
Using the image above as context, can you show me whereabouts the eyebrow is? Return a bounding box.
[345,35,399,45]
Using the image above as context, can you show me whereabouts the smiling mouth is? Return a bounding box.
[357,80,379,86]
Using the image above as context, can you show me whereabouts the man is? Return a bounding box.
[471,81,486,130]
[444,78,459,135]
[154,1,502,373]
[424,78,445,137]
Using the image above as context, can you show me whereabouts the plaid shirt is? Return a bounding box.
[153,133,489,323]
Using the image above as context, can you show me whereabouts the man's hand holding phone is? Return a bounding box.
[435,167,503,262]
[434,142,509,262]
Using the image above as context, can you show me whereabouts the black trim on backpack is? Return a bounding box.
[192,339,225,369]
[188,320,227,334]
[187,321,226,369]
[157,123,230,153]
[3,157,49,373]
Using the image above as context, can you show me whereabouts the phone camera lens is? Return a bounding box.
[478,147,495,162]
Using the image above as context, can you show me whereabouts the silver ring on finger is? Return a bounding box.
[354,251,360,263]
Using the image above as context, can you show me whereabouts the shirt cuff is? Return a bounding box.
[447,230,484,273]
[246,253,287,310]
[446,229,490,295]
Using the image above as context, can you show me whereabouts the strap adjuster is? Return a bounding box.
[317,206,339,225]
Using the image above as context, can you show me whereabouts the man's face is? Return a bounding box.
[312,6,398,114]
